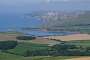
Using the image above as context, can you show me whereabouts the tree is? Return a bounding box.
[24,50,31,57]
[0,41,18,50]
[16,36,36,40]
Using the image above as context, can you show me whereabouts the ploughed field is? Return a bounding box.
[0,34,17,40]
[44,34,90,41]
[0,32,22,40]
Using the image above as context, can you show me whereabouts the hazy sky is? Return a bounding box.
[0,0,90,13]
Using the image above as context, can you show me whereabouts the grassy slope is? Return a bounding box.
[0,51,77,60]
[31,56,77,60]
[0,52,30,60]
[7,40,90,56]
[0,40,87,60]
[7,42,49,55]
[0,31,22,34]
[0,52,77,60]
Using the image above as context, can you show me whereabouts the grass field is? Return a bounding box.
[0,52,78,60]
[7,42,49,56]
[31,56,78,60]
[0,52,29,60]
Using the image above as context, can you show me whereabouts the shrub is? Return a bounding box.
[0,41,18,50]
[16,36,36,40]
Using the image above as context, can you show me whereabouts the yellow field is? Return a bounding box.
[30,37,59,44]
[44,34,90,41]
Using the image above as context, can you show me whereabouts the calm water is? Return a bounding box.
[0,14,42,28]
[20,30,78,36]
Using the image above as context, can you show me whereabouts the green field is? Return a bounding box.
[31,56,78,60]
[7,42,49,56]
[0,52,77,60]
[0,31,23,35]
[0,52,29,60]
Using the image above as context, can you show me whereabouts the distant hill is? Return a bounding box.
[25,11,90,31]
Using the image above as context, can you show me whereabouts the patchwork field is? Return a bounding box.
[0,43,78,60]
[0,32,90,60]
[0,40,89,60]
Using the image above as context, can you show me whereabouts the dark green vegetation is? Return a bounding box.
[16,36,36,40]
[0,52,26,60]
[7,42,49,56]
[67,40,90,47]
[0,41,17,50]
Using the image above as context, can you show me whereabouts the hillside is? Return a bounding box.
[25,11,90,33]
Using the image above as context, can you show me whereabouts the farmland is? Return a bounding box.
[0,38,90,60]
[0,31,90,60]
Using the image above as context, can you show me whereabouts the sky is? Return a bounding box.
[0,0,90,13]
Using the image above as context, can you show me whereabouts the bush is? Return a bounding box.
[16,36,36,40]
[0,41,18,50]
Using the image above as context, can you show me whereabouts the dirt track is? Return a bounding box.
[66,57,90,60]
